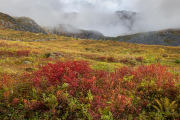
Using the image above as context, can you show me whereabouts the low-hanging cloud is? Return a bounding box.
[0,0,180,37]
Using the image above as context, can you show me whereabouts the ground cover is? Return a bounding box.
[0,27,180,119]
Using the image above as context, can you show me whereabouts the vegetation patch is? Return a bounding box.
[0,28,180,119]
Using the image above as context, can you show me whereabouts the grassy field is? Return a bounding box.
[0,27,180,119]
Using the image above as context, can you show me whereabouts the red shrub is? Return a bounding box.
[0,42,10,47]
[30,61,179,119]
[132,63,173,82]
[97,56,106,61]
[0,50,30,57]
[120,58,133,64]
[107,57,116,62]
[32,61,93,87]
[135,56,144,62]
[11,98,20,107]
[16,50,30,57]
[0,51,14,57]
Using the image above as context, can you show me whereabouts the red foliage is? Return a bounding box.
[96,56,116,62]
[0,42,11,47]
[107,57,116,62]
[16,50,30,57]
[132,63,173,82]
[0,50,30,57]
[84,54,117,62]
[33,61,93,86]
[11,98,20,107]
[0,51,14,57]
[31,61,179,119]
[120,58,131,64]
[135,56,144,62]
[96,56,106,61]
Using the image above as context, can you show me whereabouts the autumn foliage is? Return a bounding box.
[30,61,180,119]
[0,50,30,57]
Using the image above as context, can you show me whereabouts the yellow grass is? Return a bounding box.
[0,27,180,76]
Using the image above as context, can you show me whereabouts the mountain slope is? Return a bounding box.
[0,12,47,34]
[0,24,180,119]
[106,29,180,46]
[1,11,180,46]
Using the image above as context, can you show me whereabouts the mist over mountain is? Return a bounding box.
[0,0,180,37]
[45,24,104,40]
[1,11,180,46]
[58,10,139,37]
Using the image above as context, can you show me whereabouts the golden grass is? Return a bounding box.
[0,27,180,76]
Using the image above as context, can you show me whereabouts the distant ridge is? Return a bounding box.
[0,12,47,34]
[106,29,180,46]
[0,12,180,46]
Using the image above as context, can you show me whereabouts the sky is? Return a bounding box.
[0,0,180,36]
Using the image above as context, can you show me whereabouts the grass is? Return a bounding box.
[0,27,59,41]
[0,27,180,119]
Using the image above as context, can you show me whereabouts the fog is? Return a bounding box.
[0,0,180,36]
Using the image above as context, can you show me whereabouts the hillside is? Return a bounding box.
[107,28,180,46]
[0,12,47,34]
[0,16,180,119]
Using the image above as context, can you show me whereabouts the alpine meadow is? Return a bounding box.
[0,0,180,119]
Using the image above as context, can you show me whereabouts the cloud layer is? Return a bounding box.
[0,0,180,36]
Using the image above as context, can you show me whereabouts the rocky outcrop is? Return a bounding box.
[0,12,47,34]
[106,29,180,46]
[45,24,104,40]
[114,10,137,30]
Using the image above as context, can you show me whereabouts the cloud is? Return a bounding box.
[129,0,180,31]
[0,0,180,36]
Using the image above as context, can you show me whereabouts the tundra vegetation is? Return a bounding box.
[0,27,180,119]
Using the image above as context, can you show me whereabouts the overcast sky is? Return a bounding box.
[0,0,180,36]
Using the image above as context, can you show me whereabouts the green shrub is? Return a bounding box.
[174,59,180,63]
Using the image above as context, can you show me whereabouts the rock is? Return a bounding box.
[44,52,63,58]
[51,52,63,57]
[22,61,32,64]
[25,68,35,71]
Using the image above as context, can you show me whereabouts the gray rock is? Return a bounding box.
[51,52,63,57]
[44,52,63,58]
[22,61,32,64]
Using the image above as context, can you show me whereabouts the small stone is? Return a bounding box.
[22,61,32,64]
[25,68,34,71]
